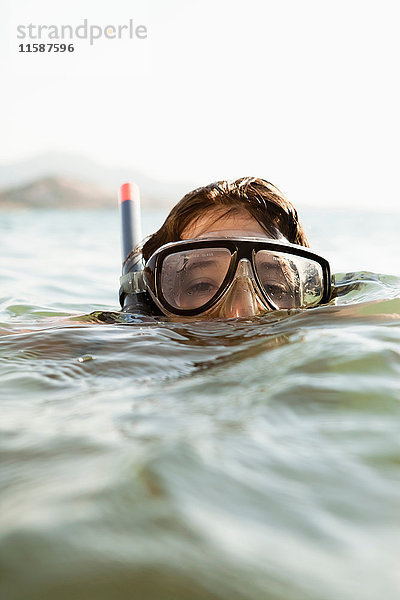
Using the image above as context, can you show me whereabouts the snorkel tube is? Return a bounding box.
[119,182,157,314]
[120,182,142,267]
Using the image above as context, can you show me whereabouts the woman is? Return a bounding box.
[120,177,331,318]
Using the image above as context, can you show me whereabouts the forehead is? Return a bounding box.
[182,209,268,239]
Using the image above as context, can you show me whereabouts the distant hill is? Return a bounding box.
[0,152,192,208]
[0,177,116,210]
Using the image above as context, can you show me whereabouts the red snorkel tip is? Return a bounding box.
[120,182,140,204]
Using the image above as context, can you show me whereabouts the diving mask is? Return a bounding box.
[120,236,332,318]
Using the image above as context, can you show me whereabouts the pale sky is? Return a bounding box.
[1,0,400,210]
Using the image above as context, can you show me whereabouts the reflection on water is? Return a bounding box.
[1,210,400,600]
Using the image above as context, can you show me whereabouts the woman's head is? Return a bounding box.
[120,178,331,319]
[138,177,309,263]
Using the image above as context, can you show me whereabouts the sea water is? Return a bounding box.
[0,208,399,600]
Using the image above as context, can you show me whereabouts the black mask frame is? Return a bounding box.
[139,237,332,317]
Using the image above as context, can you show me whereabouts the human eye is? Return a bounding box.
[184,279,218,297]
[268,283,292,300]
[258,264,286,287]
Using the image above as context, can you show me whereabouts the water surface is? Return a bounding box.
[1,210,399,600]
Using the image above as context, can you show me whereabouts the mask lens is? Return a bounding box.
[160,248,232,310]
[254,250,324,308]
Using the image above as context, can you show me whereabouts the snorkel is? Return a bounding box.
[119,182,157,314]
[120,182,142,270]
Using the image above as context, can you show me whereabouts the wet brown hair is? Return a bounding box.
[125,177,309,268]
